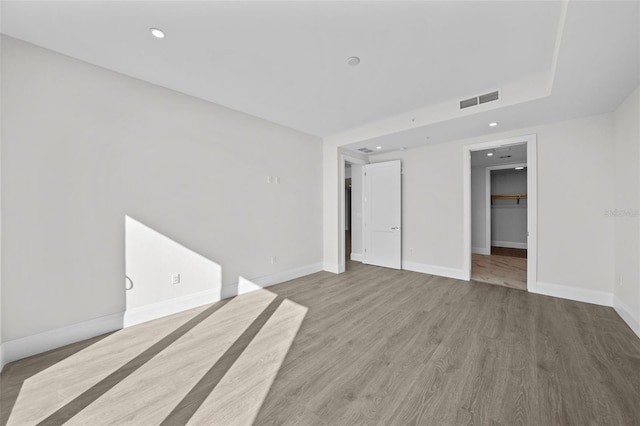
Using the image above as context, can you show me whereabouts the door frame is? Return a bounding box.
[340,154,367,273]
[484,162,527,254]
[463,134,537,292]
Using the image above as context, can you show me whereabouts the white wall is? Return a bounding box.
[491,169,527,247]
[350,164,363,259]
[613,85,640,336]
[471,165,488,253]
[370,113,615,293]
[1,37,322,346]
[0,32,3,368]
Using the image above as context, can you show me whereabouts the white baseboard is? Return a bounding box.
[2,262,323,368]
[350,253,363,261]
[123,289,220,328]
[613,296,640,339]
[1,312,123,368]
[220,283,238,299]
[402,261,470,281]
[491,241,528,249]
[222,262,323,298]
[472,247,490,255]
[323,262,341,274]
[248,262,323,289]
[533,281,613,307]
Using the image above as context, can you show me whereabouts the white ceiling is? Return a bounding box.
[1,1,638,153]
[471,144,527,167]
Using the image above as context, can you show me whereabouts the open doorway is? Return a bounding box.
[463,135,537,292]
[341,155,366,271]
[345,164,352,264]
[471,153,528,290]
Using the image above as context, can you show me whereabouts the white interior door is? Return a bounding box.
[363,160,401,269]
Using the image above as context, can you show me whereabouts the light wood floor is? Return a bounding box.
[2,262,640,425]
[472,253,527,291]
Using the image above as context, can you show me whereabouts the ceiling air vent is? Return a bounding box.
[479,90,500,104]
[459,97,478,109]
[358,147,374,154]
[459,89,500,110]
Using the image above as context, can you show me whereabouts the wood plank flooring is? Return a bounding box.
[472,253,527,291]
[2,262,640,425]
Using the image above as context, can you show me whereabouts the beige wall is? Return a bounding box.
[371,113,616,293]
[613,85,640,328]
[1,36,323,342]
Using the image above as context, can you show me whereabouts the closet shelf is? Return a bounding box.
[491,193,527,200]
[491,193,527,204]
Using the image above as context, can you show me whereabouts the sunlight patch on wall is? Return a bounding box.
[125,215,222,315]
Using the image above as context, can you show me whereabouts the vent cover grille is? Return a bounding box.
[479,91,500,104]
[459,89,500,110]
[358,147,374,153]
[460,97,478,109]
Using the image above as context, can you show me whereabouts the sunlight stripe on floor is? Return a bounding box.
[8,303,216,426]
[187,298,308,425]
[64,289,276,425]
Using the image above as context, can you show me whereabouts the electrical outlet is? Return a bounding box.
[172,273,180,285]
[270,255,277,264]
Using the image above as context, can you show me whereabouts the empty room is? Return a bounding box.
[1,1,639,425]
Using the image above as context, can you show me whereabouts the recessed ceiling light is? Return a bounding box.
[150,28,165,39]
[489,122,498,127]
[347,56,360,66]
[376,146,382,150]
[487,152,494,156]
[515,166,525,170]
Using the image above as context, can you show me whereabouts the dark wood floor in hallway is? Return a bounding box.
[2,262,640,425]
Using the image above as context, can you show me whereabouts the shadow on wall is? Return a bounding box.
[124,215,223,326]
[1,215,312,424]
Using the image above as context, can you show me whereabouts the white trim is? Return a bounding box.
[123,289,219,328]
[223,262,324,298]
[526,138,538,292]
[491,241,528,249]
[613,296,640,339]
[402,261,469,281]
[2,313,123,366]
[472,247,490,255]
[248,262,323,288]
[532,281,613,307]
[463,134,537,293]
[0,344,5,372]
[485,167,491,254]
[350,252,363,261]
[340,154,368,275]
[323,262,341,274]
